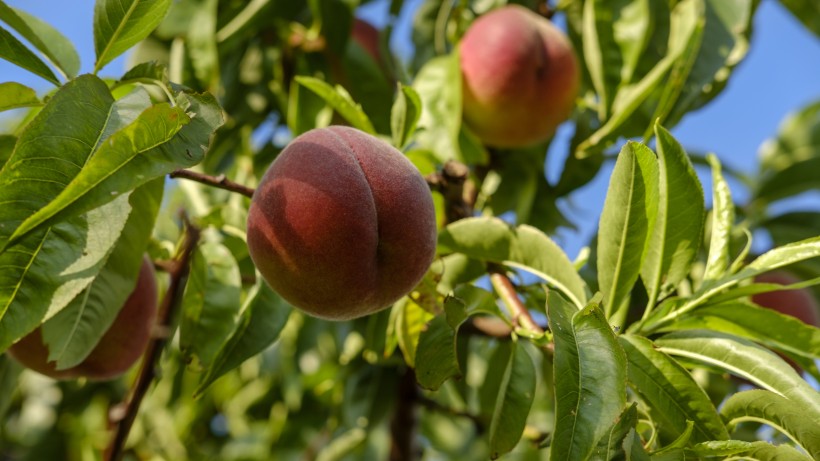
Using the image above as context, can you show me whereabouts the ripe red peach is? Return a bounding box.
[9,256,158,380]
[246,126,437,320]
[459,5,579,147]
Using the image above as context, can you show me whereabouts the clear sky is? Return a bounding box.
[2,0,819,258]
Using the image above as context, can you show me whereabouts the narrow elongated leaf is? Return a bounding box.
[0,24,59,84]
[619,334,728,444]
[592,404,638,461]
[5,89,223,249]
[598,141,658,316]
[196,280,292,396]
[40,179,162,369]
[488,340,536,459]
[663,301,820,361]
[656,330,820,422]
[391,83,422,149]
[721,390,820,459]
[0,82,40,112]
[439,217,588,308]
[0,355,21,420]
[94,0,172,72]
[687,440,769,457]
[779,0,820,37]
[0,5,80,78]
[550,292,627,461]
[415,313,460,391]
[702,154,735,282]
[641,123,705,306]
[740,442,814,461]
[394,298,434,367]
[294,76,375,134]
[180,241,242,369]
[755,157,820,204]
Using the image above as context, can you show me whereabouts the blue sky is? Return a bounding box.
[2,0,818,257]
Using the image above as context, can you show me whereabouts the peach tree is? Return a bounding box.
[0,0,819,460]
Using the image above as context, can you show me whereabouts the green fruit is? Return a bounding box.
[246,126,437,320]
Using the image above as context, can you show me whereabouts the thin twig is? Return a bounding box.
[170,169,256,198]
[488,267,543,334]
[105,216,201,461]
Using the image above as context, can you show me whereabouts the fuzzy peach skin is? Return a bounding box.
[246,126,437,320]
[9,256,158,380]
[460,5,579,148]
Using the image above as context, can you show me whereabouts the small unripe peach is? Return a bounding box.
[9,256,158,380]
[246,126,437,320]
[460,5,579,147]
[752,272,820,326]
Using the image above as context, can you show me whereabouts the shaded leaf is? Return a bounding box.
[779,0,820,37]
[180,241,242,369]
[592,403,639,461]
[415,311,460,391]
[391,83,422,149]
[196,279,292,396]
[597,141,658,317]
[641,123,705,306]
[41,179,162,369]
[702,154,735,282]
[619,334,728,444]
[412,52,467,163]
[550,292,627,461]
[489,340,536,459]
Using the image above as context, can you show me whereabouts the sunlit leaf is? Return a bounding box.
[294,76,376,134]
[0,82,40,112]
[702,154,735,282]
[94,0,173,72]
[439,217,588,309]
[0,4,80,78]
[391,83,422,149]
[0,23,59,84]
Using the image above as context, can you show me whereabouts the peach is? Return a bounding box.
[246,126,437,320]
[9,256,158,380]
[459,5,579,147]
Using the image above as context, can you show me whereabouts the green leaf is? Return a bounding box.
[196,279,292,396]
[641,123,705,306]
[623,428,651,460]
[416,311,460,391]
[0,355,21,420]
[739,442,814,461]
[0,206,133,352]
[180,241,242,369]
[721,389,820,459]
[186,0,219,90]
[41,179,162,369]
[597,141,658,317]
[549,292,627,461]
[755,100,820,204]
[0,82,40,112]
[0,24,59,85]
[702,154,735,282]
[4,87,223,249]
[439,217,588,309]
[779,0,820,37]
[592,403,639,461]
[662,301,820,361]
[619,334,728,444]
[94,0,172,72]
[665,0,754,124]
[390,83,422,149]
[0,4,80,78]
[412,52,464,163]
[0,134,13,168]
[687,440,767,457]
[294,76,376,135]
[763,212,820,247]
[656,330,820,422]
[117,60,168,86]
[394,298,434,367]
[488,340,536,459]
